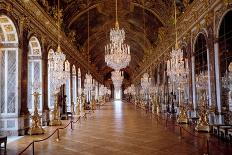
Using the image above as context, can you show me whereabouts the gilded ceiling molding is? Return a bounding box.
[133,0,223,84]
[13,0,103,82]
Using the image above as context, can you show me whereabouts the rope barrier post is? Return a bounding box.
[165,116,168,127]
[71,120,73,130]
[32,141,35,155]
[56,129,60,142]
[179,126,182,139]
[206,138,209,155]
[156,115,159,126]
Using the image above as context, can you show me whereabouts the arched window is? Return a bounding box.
[72,65,77,104]
[219,10,232,112]
[27,36,42,112]
[48,49,55,108]
[65,60,71,112]
[0,15,18,130]
[194,34,208,75]
[78,68,81,97]
[194,33,208,102]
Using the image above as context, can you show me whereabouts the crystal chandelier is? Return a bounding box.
[141,73,151,91]
[111,70,124,89]
[84,73,93,92]
[105,0,131,70]
[166,0,188,84]
[50,46,66,92]
[195,71,208,89]
[167,48,188,83]
[99,85,109,96]
[124,84,136,95]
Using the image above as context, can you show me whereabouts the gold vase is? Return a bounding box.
[49,93,62,126]
[28,92,45,135]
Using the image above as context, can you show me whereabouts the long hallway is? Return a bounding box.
[5,101,217,155]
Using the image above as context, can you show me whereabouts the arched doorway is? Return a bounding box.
[0,15,19,133]
[27,36,42,112]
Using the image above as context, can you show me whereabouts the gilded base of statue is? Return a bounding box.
[28,92,45,135]
[195,124,210,132]
[28,125,45,135]
[49,119,62,126]
[177,106,188,124]
[28,115,45,135]
[177,116,188,124]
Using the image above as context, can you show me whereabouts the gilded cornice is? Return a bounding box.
[9,0,103,83]
[133,0,223,84]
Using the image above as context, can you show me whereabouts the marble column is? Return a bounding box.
[19,21,30,135]
[191,56,197,117]
[214,41,223,124]
[41,39,49,125]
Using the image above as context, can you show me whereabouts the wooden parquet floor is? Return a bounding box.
[3,101,232,155]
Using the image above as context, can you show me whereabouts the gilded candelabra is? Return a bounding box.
[81,94,86,113]
[195,90,210,132]
[75,97,81,116]
[49,93,62,126]
[28,92,45,135]
[177,87,188,124]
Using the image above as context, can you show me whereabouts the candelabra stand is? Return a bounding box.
[81,94,86,113]
[49,93,62,126]
[75,97,81,116]
[28,92,45,135]
[151,94,158,114]
[91,96,96,113]
[195,89,210,132]
[177,86,188,124]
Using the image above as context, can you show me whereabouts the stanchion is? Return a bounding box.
[71,120,73,130]
[179,126,182,139]
[56,129,60,142]
[206,138,209,155]
[166,118,168,127]
[32,141,35,155]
